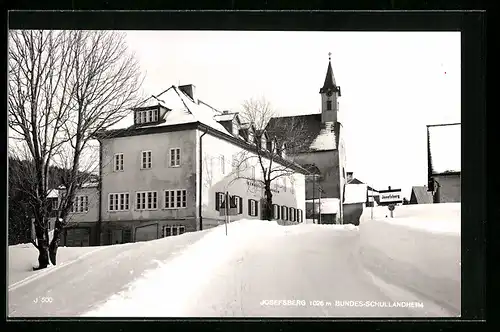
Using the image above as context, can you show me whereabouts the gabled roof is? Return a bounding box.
[347,178,364,185]
[132,86,231,136]
[410,186,434,204]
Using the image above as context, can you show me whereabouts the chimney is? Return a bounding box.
[179,84,197,103]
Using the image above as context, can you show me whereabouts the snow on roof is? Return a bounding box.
[344,183,368,204]
[429,123,461,174]
[214,113,237,122]
[138,86,232,137]
[309,124,337,151]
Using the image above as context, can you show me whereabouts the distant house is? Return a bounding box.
[31,182,99,247]
[410,185,434,204]
[343,172,368,225]
[427,123,461,203]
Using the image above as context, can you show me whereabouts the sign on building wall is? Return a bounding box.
[378,188,403,205]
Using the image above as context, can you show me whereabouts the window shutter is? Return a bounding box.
[255,200,259,217]
[248,199,252,216]
[215,192,221,211]
[238,197,243,214]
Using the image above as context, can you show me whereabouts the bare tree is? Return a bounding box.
[229,97,313,221]
[8,30,144,269]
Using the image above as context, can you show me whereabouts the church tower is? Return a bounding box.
[319,53,341,124]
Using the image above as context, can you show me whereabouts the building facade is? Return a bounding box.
[97,84,306,245]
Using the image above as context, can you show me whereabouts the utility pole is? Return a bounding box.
[318,186,322,224]
[312,175,316,224]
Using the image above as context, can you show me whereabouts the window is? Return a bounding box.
[108,193,130,211]
[71,195,89,213]
[114,153,124,172]
[281,206,288,221]
[327,100,332,110]
[162,225,185,237]
[215,192,226,211]
[141,151,152,169]
[136,191,158,210]
[170,148,181,167]
[248,199,258,217]
[135,109,159,124]
[164,189,187,209]
[52,198,59,210]
[290,207,296,222]
[251,166,256,181]
[298,210,303,223]
[220,155,225,175]
[233,196,243,214]
[273,204,280,220]
[283,177,287,192]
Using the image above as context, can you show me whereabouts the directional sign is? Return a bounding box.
[378,188,403,205]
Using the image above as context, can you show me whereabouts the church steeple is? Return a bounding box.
[320,53,341,124]
[319,53,341,96]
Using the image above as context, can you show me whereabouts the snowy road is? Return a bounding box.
[176,225,451,317]
[8,230,209,317]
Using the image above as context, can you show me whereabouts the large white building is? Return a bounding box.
[94,84,307,245]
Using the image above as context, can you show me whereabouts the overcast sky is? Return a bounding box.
[124,31,461,198]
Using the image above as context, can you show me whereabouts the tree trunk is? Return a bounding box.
[33,218,50,270]
[263,183,273,221]
[49,217,65,265]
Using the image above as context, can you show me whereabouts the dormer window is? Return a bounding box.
[135,107,159,125]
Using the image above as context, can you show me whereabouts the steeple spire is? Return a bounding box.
[319,52,340,96]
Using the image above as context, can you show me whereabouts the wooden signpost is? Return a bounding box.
[219,192,238,235]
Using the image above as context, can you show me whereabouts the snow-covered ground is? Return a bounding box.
[8,242,103,289]
[359,203,461,315]
[360,203,460,234]
[8,203,461,317]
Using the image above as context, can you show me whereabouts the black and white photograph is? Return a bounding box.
[8,27,463,318]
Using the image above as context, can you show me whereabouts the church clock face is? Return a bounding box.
[326,90,333,97]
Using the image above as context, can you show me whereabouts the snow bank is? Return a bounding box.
[359,203,461,316]
[81,219,283,317]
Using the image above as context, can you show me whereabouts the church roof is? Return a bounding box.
[267,114,340,153]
